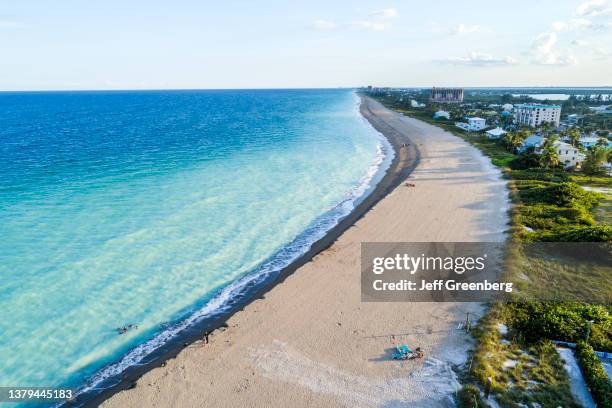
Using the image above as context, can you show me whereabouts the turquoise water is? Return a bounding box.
[0,89,391,397]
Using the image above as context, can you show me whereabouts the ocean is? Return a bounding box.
[0,89,391,399]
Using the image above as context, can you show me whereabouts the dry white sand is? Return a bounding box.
[102,97,509,408]
[557,348,596,408]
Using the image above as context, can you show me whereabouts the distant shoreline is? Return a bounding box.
[74,94,420,407]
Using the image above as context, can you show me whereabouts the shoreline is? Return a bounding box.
[74,95,419,407]
[98,96,509,408]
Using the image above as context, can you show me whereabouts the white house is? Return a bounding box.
[502,103,513,112]
[514,104,561,127]
[555,141,585,168]
[433,110,450,120]
[455,117,487,132]
[411,100,426,108]
[538,141,585,169]
[486,127,507,139]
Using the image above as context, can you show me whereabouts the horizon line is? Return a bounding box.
[1,85,612,93]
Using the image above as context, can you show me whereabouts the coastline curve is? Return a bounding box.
[72,94,421,407]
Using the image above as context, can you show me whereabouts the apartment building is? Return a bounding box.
[514,104,561,127]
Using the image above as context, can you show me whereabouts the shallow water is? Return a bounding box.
[0,89,391,395]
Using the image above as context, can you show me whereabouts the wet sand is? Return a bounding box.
[101,96,509,408]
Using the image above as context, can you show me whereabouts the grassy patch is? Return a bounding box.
[595,193,612,225]
[508,246,612,305]
[456,384,491,408]
[571,174,612,188]
[469,305,582,408]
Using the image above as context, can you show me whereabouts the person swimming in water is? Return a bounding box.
[116,324,138,334]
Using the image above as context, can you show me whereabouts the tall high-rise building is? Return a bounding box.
[430,87,464,103]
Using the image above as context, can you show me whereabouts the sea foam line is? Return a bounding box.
[73,96,394,401]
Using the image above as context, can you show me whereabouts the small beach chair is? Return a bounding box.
[392,343,412,359]
[398,344,411,354]
[392,351,406,360]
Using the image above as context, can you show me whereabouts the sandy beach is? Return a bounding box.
[100,96,509,408]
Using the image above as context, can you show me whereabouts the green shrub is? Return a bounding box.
[537,225,612,242]
[504,302,612,351]
[575,341,612,408]
[509,153,541,170]
[520,182,602,209]
[456,384,490,408]
[520,204,595,230]
[506,302,586,343]
[515,180,555,192]
[511,168,570,182]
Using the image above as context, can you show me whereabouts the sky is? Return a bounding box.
[1,0,611,90]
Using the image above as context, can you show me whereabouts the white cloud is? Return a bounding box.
[571,39,590,46]
[450,24,481,35]
[551,18,593,31]
[530,32,576,66]
[370,8,398,19]
[312,19,337,30]
[351,20,391,31]
[577,0,612,16]
[551,18,609,32]
[437,52,517,66]
[350,7,398,31]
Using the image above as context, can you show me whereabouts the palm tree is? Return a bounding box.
[565,127,581,147]
[582,147,608,177]
[539,135,560,170]
[504,130,529,153]
[539,121,555,138]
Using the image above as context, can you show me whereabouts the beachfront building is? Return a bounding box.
[520,136,585,167]
[411,100,426,108]
[502,103,513,112]
[486,127,507,139]
[430,87,464,103]
[455,117,487,132]
[433,110,450,120]
[546,141,585,169]
[514,104,561,128]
